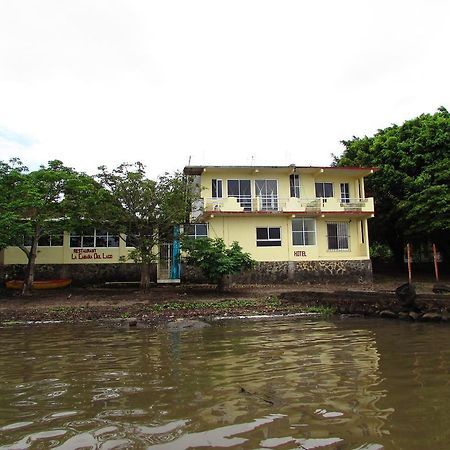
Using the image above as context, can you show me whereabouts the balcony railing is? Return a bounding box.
[203,197,374,213]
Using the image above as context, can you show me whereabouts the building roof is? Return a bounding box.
[183,165,378,176]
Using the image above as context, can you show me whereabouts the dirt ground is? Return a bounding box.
[0,273,447,324]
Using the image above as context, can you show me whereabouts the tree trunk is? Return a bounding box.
[217,274,231,292]
[140,263,157,290]
[22,228,40,295]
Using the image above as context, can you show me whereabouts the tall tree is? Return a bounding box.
[335,107,450,263]
[0,159,102,294]
[96,162,195,290]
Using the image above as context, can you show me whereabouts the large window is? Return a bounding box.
[227,179,252,211]
[23,234,63,247]
[70,229,119,248]
[256,227,281,247]
[255,179,278,211]
[292,218,316,246]
[185,223,208,239]
[327,222,349,251]
[289,174,300,198]
[315,182,334,198]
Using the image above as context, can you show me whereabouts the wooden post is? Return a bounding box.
[433,243,440,282]
[407,243,412,284]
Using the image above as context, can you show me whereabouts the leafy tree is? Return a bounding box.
[181,237,255,291]
[335,107,450,263]
[0,159,103,294]
[96,162,195,290]
[0,159,30,250]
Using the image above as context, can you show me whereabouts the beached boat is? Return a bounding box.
[5,279,72,290]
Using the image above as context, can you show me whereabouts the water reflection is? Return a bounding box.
[0,318,448,449]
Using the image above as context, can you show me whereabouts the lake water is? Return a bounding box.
[0,317,449,449]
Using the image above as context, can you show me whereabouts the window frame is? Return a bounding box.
[292,218,316,246]
[340,182,350,203]
[289,174,301,198]
[315,182,334,198]
[326,222,350,251]
[185,223,208,239]
[212,179,223,198]
[256,227,282,247]
[70,229,120,248]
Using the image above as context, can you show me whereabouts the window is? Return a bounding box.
[70,229,119,248]
[255,179,278,211]
[292,218,316,246]
[38,234,63,246]
[227,179,252,211]
[315,182,334,198]
[185,223,208,239]
[256,227,281,247]
[327,222,349,251]
[289,174,300,198]
[23,234,63,246]
[360,220,365,244]
[340,183,350,203]
[212,179,223,198]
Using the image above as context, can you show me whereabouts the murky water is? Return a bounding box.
[0,318,449,450]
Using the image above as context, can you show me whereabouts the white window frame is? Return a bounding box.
[292,218,316,246]
[289,174,300,198]
[70,229,120,248]
[185,223,208,239]
[212,179,223,198]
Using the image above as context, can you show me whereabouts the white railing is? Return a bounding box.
[204,197,374,213]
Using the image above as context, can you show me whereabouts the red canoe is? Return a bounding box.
[5,279,72,290]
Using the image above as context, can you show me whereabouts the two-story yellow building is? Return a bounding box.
[183,165,377,283]
[0,164,376,285]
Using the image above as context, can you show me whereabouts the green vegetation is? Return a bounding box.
[181,238,256,291]
[335,107,450,263]
[96,163,196,290]
[0,159,102,294]
[151,297,281,312]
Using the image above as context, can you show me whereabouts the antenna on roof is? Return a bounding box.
[188,155,191,166]
[251,155,255,166]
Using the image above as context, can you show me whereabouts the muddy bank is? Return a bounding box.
[1,279,449,325]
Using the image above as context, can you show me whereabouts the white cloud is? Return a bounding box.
[0,0,449,177]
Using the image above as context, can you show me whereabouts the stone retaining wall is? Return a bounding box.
[280,290,450,322]
[183,259,373,285]
[239,260,373,284]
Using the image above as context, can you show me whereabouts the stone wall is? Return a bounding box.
[0,263,143,286]
[182,259,373,285]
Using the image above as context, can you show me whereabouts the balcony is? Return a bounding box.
[203,196,374,214]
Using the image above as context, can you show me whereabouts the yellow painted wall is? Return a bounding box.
[207,215,369,262]
[200,168,366,200]
[2,232,135,265]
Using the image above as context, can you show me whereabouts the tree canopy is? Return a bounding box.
[335,107,450,262]
[0,159,102,293]
[96,162,195,289]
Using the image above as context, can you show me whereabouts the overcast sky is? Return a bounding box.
[0,0,448,178]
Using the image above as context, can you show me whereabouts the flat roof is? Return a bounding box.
[183,165,378,176]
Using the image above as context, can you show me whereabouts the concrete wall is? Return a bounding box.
[1,263,143,286]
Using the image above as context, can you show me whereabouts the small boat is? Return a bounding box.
[5,279,72,290]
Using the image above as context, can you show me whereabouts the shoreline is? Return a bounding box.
[1,277,449,325]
